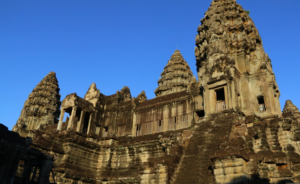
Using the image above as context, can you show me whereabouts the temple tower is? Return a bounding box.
[195,0,281,117]
[13,72,61,136]
[155,50,193,97]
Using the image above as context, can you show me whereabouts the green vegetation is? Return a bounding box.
[246,10,250,15]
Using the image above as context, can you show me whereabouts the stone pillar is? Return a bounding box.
[76,110,85,133]
[57,109,65,131]
[224,85,229,110]
[0,153,21,184]
[37,158,53,184]
[240,76,251,114]
[20,160,32,184]
[87,113,93,135]
[226,80,232,109]
[132,112,137,136]
[230,80,237,109]
[268,83,276,114]
[67,106,77,131]
[203,86,210,114]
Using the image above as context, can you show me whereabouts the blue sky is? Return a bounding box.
[1,0,300,130]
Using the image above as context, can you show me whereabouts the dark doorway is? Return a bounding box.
[215,88,226,111]
[196,110,205,118]
[215,88,225,101]
[82,112,90,134]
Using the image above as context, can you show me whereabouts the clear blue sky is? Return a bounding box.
[1,0,300,130]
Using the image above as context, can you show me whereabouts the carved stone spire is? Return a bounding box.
[155,50,193,97]
[283,100,299,114]
[195,0,281,116]
[195,0,272,82]
[13,72,61,134]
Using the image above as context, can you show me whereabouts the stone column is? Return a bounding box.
[37,158,53,184]
[87,113,93,135]
[76,110,85,133]
[57,109,65,131]
[132,112,137,136]
[0,153,21,184]
[20,160,31,184]
[203,86,210,114]
[268,83,276,114]
[224,85,229,110]
[67,106,77,131]
[226,80,232,109]
[230,80,237,109]
[240,76,251,114]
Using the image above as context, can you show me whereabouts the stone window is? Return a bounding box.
[215,88,226,111]
[257,96,266,112]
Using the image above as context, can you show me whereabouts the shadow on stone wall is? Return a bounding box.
[226,174,293,184]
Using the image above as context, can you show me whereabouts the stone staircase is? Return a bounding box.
[172,113,234,184]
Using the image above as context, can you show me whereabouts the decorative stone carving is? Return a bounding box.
[13,72,61,136]
[155,50,193,97]
[118,86,132,102]
[84,83,100,107]
[136,91,147,102]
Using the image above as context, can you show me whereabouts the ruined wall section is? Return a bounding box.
[13,72,61,136]
[100,86,133,138]
[155,50,193,97]
[28,123,189,184]
[209,100,300,184]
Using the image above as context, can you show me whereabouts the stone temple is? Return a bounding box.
[5,0,300,183]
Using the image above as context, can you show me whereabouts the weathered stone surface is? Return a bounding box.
[195,0,281,117]
[9,0,300,184]
[13,72,61,136]
[136,91,147,103]
[155,50,193,97]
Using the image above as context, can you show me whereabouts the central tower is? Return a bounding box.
[194,0,281,117]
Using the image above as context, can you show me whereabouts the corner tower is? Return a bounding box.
[13,72,61,136]
[195,0,281,117]
[155,50,193,97]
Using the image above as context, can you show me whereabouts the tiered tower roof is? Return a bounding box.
[13,72,61,133]
[283,100,299,114]
[195,0,273,83]
[155,50,193,97]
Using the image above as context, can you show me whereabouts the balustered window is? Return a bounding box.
[257,96,266,112]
